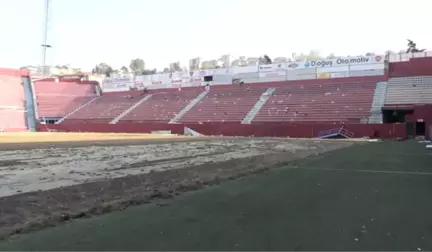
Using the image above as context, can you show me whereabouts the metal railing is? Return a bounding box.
[317,126,354,138]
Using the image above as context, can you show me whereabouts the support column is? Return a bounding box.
[22,76,36,131]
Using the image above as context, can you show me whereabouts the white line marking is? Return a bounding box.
[287,166,432,176]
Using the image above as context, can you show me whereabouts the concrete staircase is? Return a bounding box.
[109,94,153,124]
[184,127,204,136]
[368,81,388,124]
[169,90,209,124]
[242,87,275,124]
[55,97,99,124]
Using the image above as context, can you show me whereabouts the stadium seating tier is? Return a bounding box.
[34,81,96,118]
[30,77,386,124]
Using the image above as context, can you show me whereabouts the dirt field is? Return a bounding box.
[0,132,356,240]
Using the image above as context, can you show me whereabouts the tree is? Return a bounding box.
[92,63,113,77]
[307,50,323,60]
[273,57,288,63]
[326,53,336,59]
[385,50,395,55]
[129,58,145,75]
[170,62,182,72]
[406,39,425,53]
[141,69,157,75]
[231,59,240,67]
[263,55,272,64]
[259,54,272,64]
[120,66,129,73]
[293,51,324,61]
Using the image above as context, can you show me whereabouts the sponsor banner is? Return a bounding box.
[171,78,183,85]
[259,71,286,78]
[103,77,134,85]
[181,76,191,83]
[349,63,384,71]
[287,74,317,80]
[131,81,150,90]
[349,69,384,77]
[317,72,349,79]
[317,73,331,79]
[147,84,168,90]
[102,77,135,92]
[316,65,349,73]
[331,72,350,78]
[102,87,130,93]
[189,70,201,77]
[199,70,210,76]
[304,55,384,68]
[286,62,302,70]
[232,65,258,74]
[213,67,232,75]
[169,72,183,79]
[258,63,287,72]
[189,70,212,77]
[135,75,151,82]
[190,76,204,83]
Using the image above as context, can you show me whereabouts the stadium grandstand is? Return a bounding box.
[0,52,431,139]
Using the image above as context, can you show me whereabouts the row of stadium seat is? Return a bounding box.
[34,81,97,118]
[385,76,432,105]
[33,77,381,124]
[254,81,376,123]
[181,86,268,123]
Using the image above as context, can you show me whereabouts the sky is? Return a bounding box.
[0,0,430,71]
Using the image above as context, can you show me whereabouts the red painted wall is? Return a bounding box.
[0,68,28,131]
[405,104,432,139]
[37,123,185,134]
[37,122,406,139]
[187,123,405,139]
[0,68,28,77]
[389,58,432,77]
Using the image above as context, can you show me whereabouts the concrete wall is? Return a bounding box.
[37,122,406,139]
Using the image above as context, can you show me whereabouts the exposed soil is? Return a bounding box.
[0,138,355,240]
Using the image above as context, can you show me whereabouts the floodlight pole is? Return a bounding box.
[41,0,52,76]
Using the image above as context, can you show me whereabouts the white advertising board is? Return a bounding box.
[102,77,134,92]
[232,65,258,74]
[259,71,286,78]
[258,63,287,72]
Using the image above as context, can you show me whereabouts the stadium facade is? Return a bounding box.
[0,52,431,139]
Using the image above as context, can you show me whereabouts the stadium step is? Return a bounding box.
[109,94,154,124]
[94,85,102,96]
[368,81,388,123]
[184,127,203,136]
[169,90,209,124]
[55,97,99,124]
[242,87,276,124]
